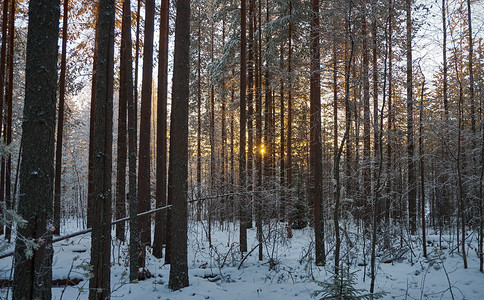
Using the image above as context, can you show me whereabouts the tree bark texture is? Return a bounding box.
[88,0,115,297]
[168,0,190,291]
[13,0,60,298]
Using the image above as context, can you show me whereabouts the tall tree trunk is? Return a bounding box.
[12,0,60,298]
[341,1,354,275]
[208,19,215,247]
[286,0,293,224]
[362,3,371,218]
[230,80,235,221]
[120,0,138,282]
[239,0,248,253]
[440,0,450,230]
[311,0,325,267]
[87,17,99,230]
[333,39,338,166]
[279,44,285,221]
[115,0,128,241]
[372,12,380,220]
[480,105,483,272]
[0,0,8,236]
[450,26,468,266]
[255,0,263,262]
[138,0,155,252]
[344,11,354,214]
[442,0,448,120]
[406,0,417,235]
[168,0,190,290]
[263,0,272,180]
[210,21,216,193]
[196,6,202,222]
[4,0,14,242]
[220,19,227,225]
[89,0,115,297]
[370,2,388,289]
[419,74,427,258]
[134,0,140,119]
[247,0,254,229]
[153,0,169,259]
[54,0,68,236]
[386,0,393,222]
[467,0,475,135]
[457,84,468,269]
[332,17,341,276]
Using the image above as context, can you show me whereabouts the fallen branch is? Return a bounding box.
[0,204,172,259]
[238,244,260,270]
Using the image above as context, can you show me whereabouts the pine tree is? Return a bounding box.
[89,0,115,297]
[54,0,69,236]
[168,0,191,290]
[13,0,60,297]
[153,0,170,259]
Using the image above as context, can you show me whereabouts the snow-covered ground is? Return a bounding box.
[0,220,483,299]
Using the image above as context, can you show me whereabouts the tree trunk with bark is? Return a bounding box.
[168,0,190,290]
[119,0,138,282]
[239,0,248,254]
[153,0,169,259]
[12,0,60,298]
[54,0,68,236]
[138,0,155,252]
[115,0,128,242]
[0,0,7,236]
[88,0,115,297]
[4,0,15,242]
[311,0,325,267]
[406,0,417,235]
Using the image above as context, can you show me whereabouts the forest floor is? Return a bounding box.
[0,219,483,299]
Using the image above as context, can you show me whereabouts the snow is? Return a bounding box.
[1,220,483,299]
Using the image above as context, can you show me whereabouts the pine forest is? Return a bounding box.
[0,0,483,298]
